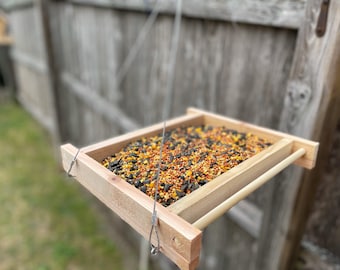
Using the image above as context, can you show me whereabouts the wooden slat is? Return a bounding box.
[61,72,141,132]
[61,143,202,270]
[226,200,263,239]
[169,138,293,223]
[8,2,61,156]
[187,107,319,169]
[17,93,56,133]
[67,0,306,29]
[11,49,47,73]
[1,0,33,11]
[14,63,56,133]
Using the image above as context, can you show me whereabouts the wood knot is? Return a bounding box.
[284,80,312,130]
[172,236,183,250]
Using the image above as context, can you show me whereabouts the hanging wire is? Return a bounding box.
[67,0,183,256]
[148,0,183,255]
[115,0,161,90]
[67,1,160,176]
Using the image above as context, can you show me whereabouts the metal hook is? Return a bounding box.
[316,0,330,37]
[150,243,159,255]
[67,148,80,177]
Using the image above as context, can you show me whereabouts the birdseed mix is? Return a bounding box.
[101,125,272,207]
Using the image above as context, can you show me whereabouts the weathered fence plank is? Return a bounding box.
[36,0,62,148]
[51,1,296,144]
[255,1,340,269]
[8,3,59,136]
[199,216,257,270]
[1,0,33,11]
[61,72,140,132]
[14,64,55,131]
[227,200,263,239]
[68,0,306,29]
[11,49,46,73]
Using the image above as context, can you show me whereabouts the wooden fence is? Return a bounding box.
[2,0,340,269]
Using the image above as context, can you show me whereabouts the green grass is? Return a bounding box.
[0,102,123,270]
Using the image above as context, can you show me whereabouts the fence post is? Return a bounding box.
[36,0,62,154]
[255,0,340,269]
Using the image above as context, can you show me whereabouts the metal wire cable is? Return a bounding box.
[66,0,183,257]
[148,0,183,255]
[115,0,161,89]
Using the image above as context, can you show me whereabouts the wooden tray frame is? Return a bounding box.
[60,108,318,270]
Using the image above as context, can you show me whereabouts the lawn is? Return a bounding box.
[0,102,123,270]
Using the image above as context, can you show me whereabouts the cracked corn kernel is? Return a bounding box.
[101,125,272,207]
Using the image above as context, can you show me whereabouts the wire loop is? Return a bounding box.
[67,148,80,177]
[149,211,160,255]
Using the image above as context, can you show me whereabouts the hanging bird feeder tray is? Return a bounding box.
[60,107,318,270]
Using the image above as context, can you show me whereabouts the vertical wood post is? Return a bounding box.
[36,0,62,154]
[255,0,340,269]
